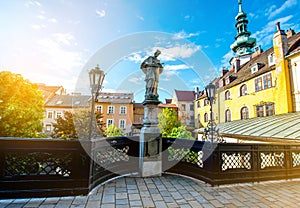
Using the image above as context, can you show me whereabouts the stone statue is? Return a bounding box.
[140,50,163,101]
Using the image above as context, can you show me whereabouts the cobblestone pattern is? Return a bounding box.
[1,175,300,207]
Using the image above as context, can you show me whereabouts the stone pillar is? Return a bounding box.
[139,100,162,177]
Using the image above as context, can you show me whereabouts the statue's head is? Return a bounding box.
[154,50,161,57]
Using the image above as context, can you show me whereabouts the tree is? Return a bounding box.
[158,108,181,137]
[0,71,44,137]
[105,124,123,137]
[170,126,194,140]
[52,109,106,139]
[52,111,78,139]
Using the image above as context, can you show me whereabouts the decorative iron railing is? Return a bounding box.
[1,137,300,198]
[162,138,300,185]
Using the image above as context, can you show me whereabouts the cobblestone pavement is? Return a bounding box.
[2,174,300,208]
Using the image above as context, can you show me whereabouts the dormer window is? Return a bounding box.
[251,64,258,74]
[268,53,275,66]
[225,77,230,85]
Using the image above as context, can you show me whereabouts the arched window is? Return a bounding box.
[240,107,249,120]
[225,90,230,100]
[240,84,247,96]
[225,109,231,122]
[204,113,208,122]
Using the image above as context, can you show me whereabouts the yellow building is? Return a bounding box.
[195,0,300,128]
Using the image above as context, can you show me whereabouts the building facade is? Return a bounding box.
[172,90,195,127]
[195,0,300,128]
[95,92,134,135]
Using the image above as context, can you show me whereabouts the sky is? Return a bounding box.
[1,0,299,102]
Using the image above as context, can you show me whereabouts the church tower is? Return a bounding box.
[230,0,256,69]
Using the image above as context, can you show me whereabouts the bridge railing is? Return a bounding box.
[2,137,300,198]
[162,138,300,185]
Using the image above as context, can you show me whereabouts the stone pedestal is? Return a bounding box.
[139,101,162,177]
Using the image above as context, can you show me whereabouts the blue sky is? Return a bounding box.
[1,0,299,102]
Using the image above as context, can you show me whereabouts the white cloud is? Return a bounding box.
[127,52,144,63]
[164,64,190,71]
[184,15,190,20]
[36,38,84,77]
[252,15,293,47]
[267,0,297,19]
[136,15,144,21]
[31,24,46,30]
[49,18,57,23]
[96,9,106,18]
[156,44,201,60]
[52,33,76,46]
[25,0,42,8]
[128,77,143,84]
[221,50,234,66]
[173,30,200,40]
[127,44,200,63]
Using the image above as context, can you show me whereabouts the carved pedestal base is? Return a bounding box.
[139,102,162,177]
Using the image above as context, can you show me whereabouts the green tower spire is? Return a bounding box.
[230,0,256,56]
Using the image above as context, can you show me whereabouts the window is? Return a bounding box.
[119,119,126,129]
[107,119,114,127]
[255,77,262,92]
[96,105,102,113]
[268,53,275,66]
[56,111,62,118]
[47,111,53,119]
[197,114,200,124]
[46,124,52,132]
[182,104,186,111]
[197,101,200,108]
[251,65,258,74]
[266,103,275,116]
[263,73,272,89]
[225,90,231,100]
[256,105,264,117]
[120,106,126,114]
[108,106,114,114]
[204,113,208,122]
[225,109,231,122]
[240,84,247,96]
[241,107,249,120]
[190,104,194,111]
[204,99,209,106]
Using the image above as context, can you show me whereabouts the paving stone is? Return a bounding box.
[129,200,143,207]
[102,194,115,204]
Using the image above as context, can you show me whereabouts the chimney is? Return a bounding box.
[286,28,295,38]
[252,45,263,58]
[235,58,241,73]
[221,68,229,77]
[273,22,288,57]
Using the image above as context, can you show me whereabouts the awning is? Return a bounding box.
[197,112,300,142]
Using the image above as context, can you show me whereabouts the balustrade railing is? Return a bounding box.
[162,138,300,185]
[1,137,300,198]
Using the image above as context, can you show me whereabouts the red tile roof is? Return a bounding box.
[174,90,195,102]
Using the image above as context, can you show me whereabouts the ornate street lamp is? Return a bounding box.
[202,82,224,143]
[88,65,105,139]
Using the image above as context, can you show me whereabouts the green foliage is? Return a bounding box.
[0,71,44,137]
[52,111,78,139]
[105,124,123,137]
[158,108,181,136]
[54,109,106,139]
[170,126,194,140]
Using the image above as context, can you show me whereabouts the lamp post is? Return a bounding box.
[88,65,105,139]
[206,83,216,142]
[202,82,224,143]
